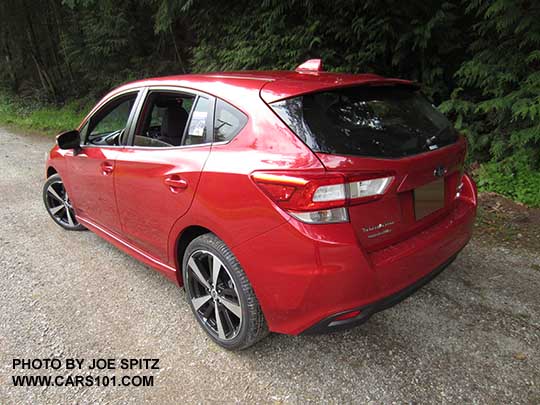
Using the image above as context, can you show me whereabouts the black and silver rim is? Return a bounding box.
[45,179,78,227]
[186,250,243,341]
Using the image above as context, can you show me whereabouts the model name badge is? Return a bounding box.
[362,221,395,233]
[367,229,392,239]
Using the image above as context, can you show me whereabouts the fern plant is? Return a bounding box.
[440,0,540,205]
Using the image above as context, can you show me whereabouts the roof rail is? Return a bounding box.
[295,59,323,73]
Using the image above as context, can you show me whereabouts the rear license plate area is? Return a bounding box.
[414,178,445,220]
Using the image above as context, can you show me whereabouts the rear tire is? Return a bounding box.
[182,233,269,350]
[43,173,85,231]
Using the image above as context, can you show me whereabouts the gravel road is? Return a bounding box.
[1,127,539,404]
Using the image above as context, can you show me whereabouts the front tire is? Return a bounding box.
[43,173,85,231]
[182,233,269,350]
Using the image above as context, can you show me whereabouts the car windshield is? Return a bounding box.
[270,87,458,158]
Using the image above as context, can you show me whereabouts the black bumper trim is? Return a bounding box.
[301,251,460,335]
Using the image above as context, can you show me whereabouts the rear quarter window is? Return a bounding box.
[270,87,458,158]
[214,99,248,142]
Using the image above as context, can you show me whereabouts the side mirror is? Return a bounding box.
[56,130,81,152]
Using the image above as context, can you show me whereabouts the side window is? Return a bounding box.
[184,96,211,146]
[133,91,195,148]
[86,93,138,145]
[214,99,247,142]
[79,120,89,143]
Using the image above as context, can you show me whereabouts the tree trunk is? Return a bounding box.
[1,31,19,91]
[23,0,58,100]
[51,0,75,85]
[170,25,186,74]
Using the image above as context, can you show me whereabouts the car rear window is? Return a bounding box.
[214,99,248,142]
[270,86,458,158]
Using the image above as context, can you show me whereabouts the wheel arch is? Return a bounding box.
[46,166,58,178]
[174,225,213,285]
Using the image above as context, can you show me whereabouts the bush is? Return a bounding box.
[0,94,89,134]
[476,159,540,207]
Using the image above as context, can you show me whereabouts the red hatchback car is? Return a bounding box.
[43,60,477,350]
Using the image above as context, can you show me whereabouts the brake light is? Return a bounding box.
[251,171,394,224]
[288,207,349,224]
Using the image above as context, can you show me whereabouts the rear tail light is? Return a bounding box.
[349,177,393,199]
[252,171,394,224]
[313,183,346,202]
[289,207,349,224]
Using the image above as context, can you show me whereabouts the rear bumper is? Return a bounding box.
[301,251,459,334]
[232,175,477,335]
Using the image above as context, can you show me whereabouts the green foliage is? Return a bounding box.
[0,0,189,101]
[60,0,186,97]
[477,157,540,207]
[183,0,466,102]
[440,0,540,168]
[0,0,538,205]
[439,0,540,206]
[0,94,88,134]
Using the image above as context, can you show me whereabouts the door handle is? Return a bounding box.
[164,175,188,192]
[101,161,114,175]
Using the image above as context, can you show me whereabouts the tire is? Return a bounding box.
[43,173,86,231]
[182,233,269,350]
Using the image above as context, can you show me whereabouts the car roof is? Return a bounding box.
[117,69,416,104]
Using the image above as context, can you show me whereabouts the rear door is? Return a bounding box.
[113,87,215,263]
[66,90,142,234]
[270,85,466,251]
[316,142,466,252]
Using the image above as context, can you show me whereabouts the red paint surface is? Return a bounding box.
[46,69,477,335]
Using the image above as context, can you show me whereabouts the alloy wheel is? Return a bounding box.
[186,250,243,341]
[44,179,79,228]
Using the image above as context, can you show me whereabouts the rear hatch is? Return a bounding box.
[268,85,466,252]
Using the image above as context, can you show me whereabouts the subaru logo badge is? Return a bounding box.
[434,166,447,178]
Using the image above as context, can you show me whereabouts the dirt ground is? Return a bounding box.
[475,191,540,252]
[1,127,539,404]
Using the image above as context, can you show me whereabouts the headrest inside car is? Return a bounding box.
[155,97,186,108]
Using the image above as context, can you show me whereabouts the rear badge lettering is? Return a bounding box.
[367,229,392,239]
[363,221,395,238]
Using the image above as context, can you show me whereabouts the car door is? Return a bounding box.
[65,90,142,234]
[113,87,214,263]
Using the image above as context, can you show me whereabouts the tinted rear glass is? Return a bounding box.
[270,87,458,158]
[214,99,248,142]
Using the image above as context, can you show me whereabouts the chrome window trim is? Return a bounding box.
[125,143,213,151]
[78,144,127,150]
[123,140,227,151]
